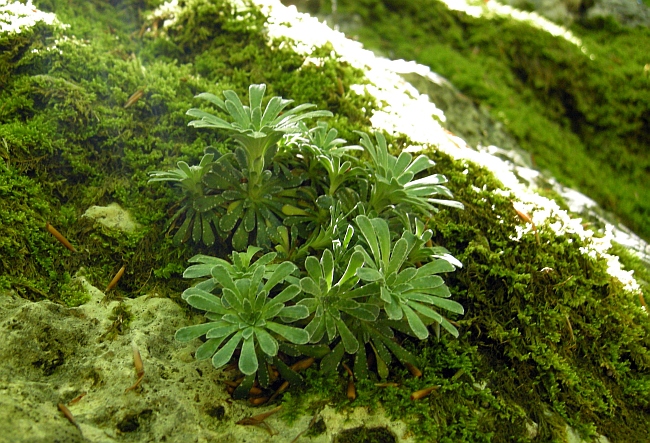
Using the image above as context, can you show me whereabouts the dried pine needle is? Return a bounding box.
[106,265,125,292]
[46,222,76,252]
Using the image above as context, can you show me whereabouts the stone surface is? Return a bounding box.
[500,0,650,26]
[83,203,140,233]
[0,286,412,443]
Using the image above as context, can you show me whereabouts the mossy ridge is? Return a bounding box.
[281,143,650,442]
[332,0,650,242]
[1,0,373,302]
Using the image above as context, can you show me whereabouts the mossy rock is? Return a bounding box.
[0,1,649,442]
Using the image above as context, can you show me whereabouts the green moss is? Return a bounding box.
[0,0,371,305]
[59,273,91,307]
[100,302,134,341]
[333,0,650,242]
[3,1,649,442]
[335,426,396,443]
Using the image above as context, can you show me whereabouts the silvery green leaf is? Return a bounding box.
[355,216,380,264]
[376,333,418,366]
[393,267,418,286]
[387,238,410,276]
[406,174,447,187]
[181,286,215,301]
[248,84,265,112]
[384,296,402,320]
[211,331,243,370]
[267,285,301,306]
[221,288,244,313]
[251,105,262,131]
[402,304,429,340]
[417,259,455,275]
[325,314,337,342]
[338,250,364,286]
[238,336,258,375]
[242,326,254,340]
[175,322,222,342]
[430,284,451,298]
[408,301,443,324]
[404,154,435,176]
[394,151,412,177]
[186,109,233,130]
[342,305,379,322]
[211,265,237,292]
[411,275,444,290]
[440,317,460,338]
[249,265,265,298]
[434,253,463,268]
[265,321,309,344]
[186,293,226,314]
[304,256,322,282]
[320,341,345,373]
[232,222,249,251]
[427,198,464,209]
[279,305,309,320]
[425,296,464,315]
[342,225,354,249]
[263,261,297,292]
[305,315,326,343]
[183,264,215,279]
[371,218,391,268]
[380,286,392,304]
[297,298,318,313]
[219,202,244,232]
[300,277,320,296]
[195,337,225,360]
[206,323,240,339]
[261,96,292,127]
[194,279,217,293]
[255,328,279,357]
[263,301,283,320]
[194,92,226,110]
[357,268,383,282]
[321,249,335,289]
[336,317,359,354]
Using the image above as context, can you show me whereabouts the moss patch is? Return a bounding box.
[332,0,650,242]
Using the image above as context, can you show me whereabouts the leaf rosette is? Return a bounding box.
[175,259,308,378]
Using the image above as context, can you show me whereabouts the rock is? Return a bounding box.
[0,290,412,442]
[83,203,140,233]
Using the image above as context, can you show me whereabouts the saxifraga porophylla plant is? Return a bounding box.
[151,84,465,392]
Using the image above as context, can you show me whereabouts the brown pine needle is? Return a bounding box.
[58,403,83,434]
[405,362,422,377]
[236,405,282,427]
[346,377,356,400]
[289,357,314,372]
[640,292,648,312]
[106,265,125,292]
[46,222,76,252]
[410,385,439,401]
[124,88,145,108]
[125,344,145,393]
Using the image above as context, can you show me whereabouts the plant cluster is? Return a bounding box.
[150,84,465,396]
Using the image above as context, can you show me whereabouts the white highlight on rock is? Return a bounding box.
[439,0,584,48]
[0,0,62,34]
[251,0,642,294]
